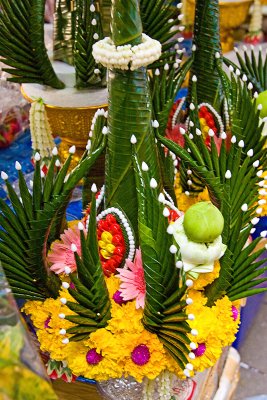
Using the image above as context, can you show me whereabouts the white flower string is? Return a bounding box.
[29,100,54,158]
[93,34,162,70]
[198,102,225,135]
[171,97,186,129]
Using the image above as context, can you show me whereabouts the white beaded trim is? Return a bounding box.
[172,97,186,129]
[93,34,162,71]
[223,99,230,130]
[96,185,105,210]
[96,207,136,261]
[163,189,175,206]
[198,102,224,135]
[162,195,183,217]
[89,108,107,139]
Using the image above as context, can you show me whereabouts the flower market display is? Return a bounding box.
[1,0,267,399]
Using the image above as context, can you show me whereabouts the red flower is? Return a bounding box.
[97,214,126,276]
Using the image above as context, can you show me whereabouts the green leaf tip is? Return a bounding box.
[111,0,143,46]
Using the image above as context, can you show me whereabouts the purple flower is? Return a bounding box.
[231,306,239,321]
[193,343,206,357]
[113,290,127,305]
[44,316,51,329]
[86,348,103,365]
[131,344,150,366]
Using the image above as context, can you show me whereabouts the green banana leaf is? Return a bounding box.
[0,0,64,89]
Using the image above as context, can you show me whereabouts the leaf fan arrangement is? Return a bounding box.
[0,0,105,89]
[0,115,107,300]
[65,193,111,341]
[0,0,184,90]
[0,0,64,89]
[158,0,267,305]
[140,0,183,68]
[223,45,267,95]
[156,73,267,305]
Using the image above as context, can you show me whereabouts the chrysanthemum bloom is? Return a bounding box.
[48,226,82,274]
[117,249,146,309]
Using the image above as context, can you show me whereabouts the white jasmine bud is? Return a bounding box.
[130,135,137,144]
[91,183,97,193]
[150,178,158,188]
[15,161,22,170]
[169,245,178,254]
[225,170,232,179]
[52,147,58,156]
[141,162,149,172]
[69,145,76,154]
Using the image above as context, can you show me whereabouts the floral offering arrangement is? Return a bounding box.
[1,0,267,399]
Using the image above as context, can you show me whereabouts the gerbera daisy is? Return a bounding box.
[117,249,146,309]
[47,226,83,274]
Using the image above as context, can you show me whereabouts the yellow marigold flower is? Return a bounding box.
[86,329,127,361]
[186,292,240,372]
[257,170,267,216]
[22,290,76,358]
[198,188,210,202]
[108,300,143,334]
[105,275,120,298]
[22,300,51,330]
[122,330,167,382]
[191,345,222,371]
[65,341,123,381]
[212,296,240,347]
[193,260,221,290]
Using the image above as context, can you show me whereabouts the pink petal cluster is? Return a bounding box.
[117,249,146,309]
[47,226,83,274]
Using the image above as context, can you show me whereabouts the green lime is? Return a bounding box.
[183,202,224,243]
[256,90,267,118]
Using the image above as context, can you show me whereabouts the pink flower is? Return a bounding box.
[47,226,83,274]
[117,249,146,309]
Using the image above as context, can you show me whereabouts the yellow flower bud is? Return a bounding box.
[106,244,115,254]
[100,249,111,259]
[101,231,113,243]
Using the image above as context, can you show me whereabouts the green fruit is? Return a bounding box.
[183,202,224,243]
[256,91,267,118]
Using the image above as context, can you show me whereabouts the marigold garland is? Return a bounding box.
[193,260,221,290]
[23,266,240,383]
[186,291,240,371]
[23,276,176,382]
